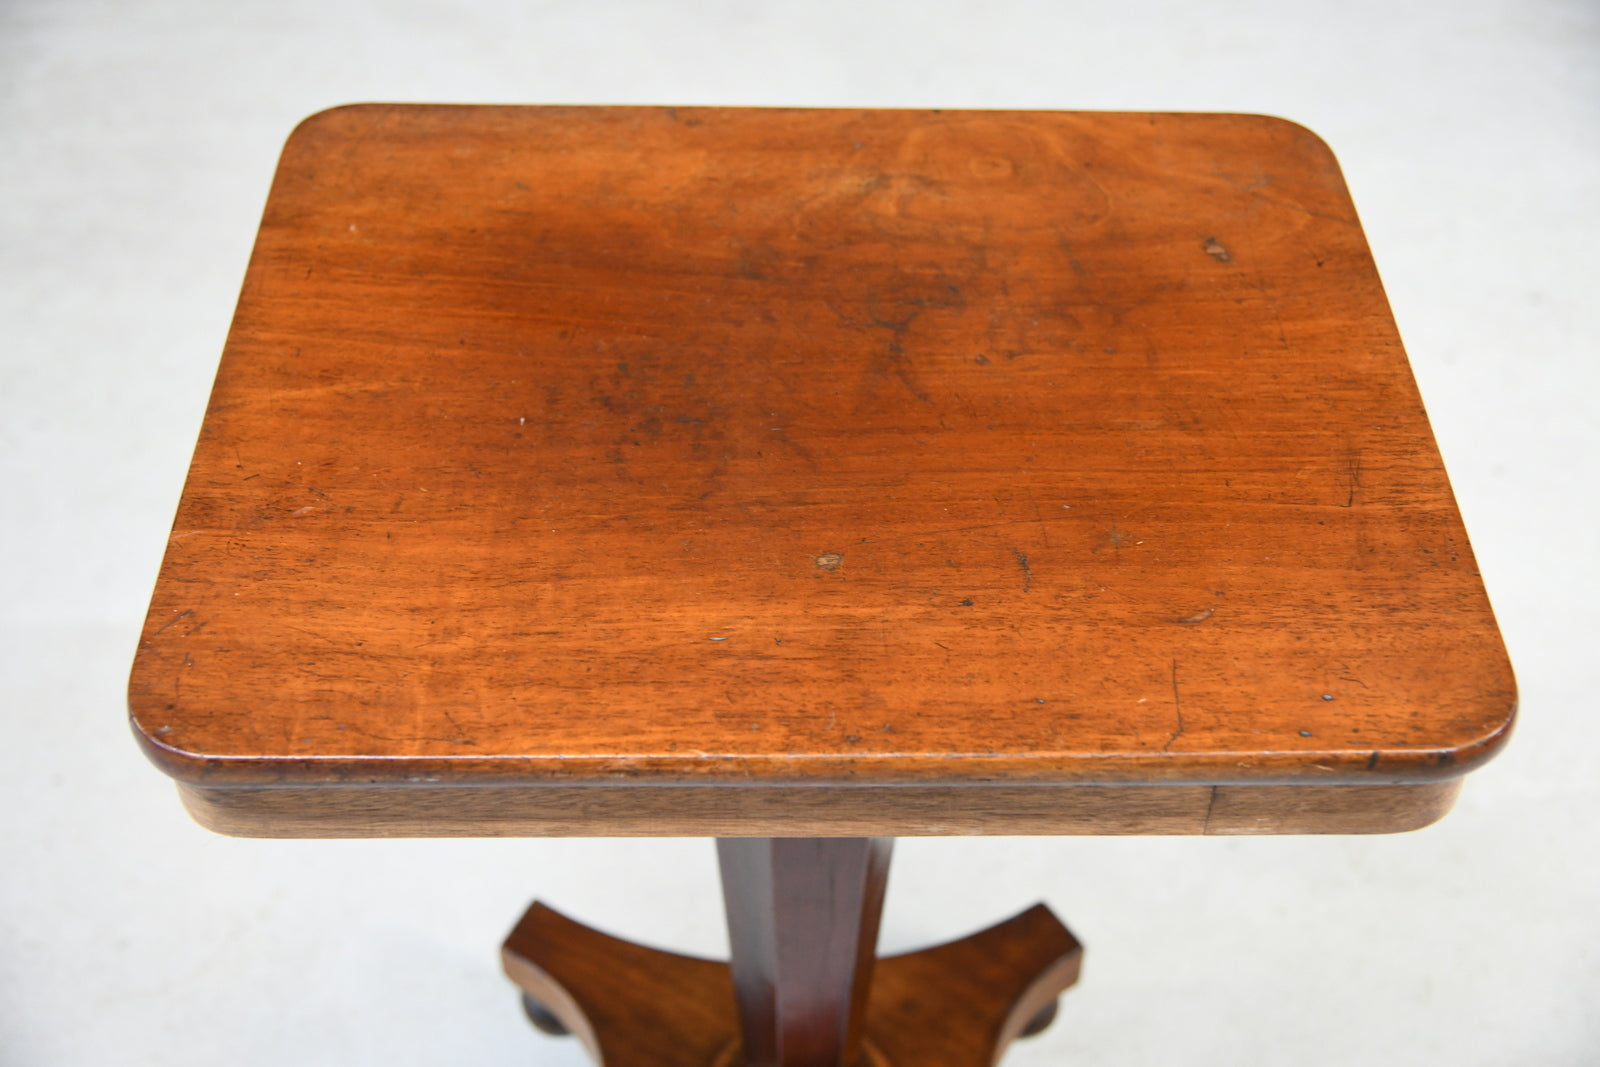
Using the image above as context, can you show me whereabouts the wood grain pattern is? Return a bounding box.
[176,779,1462,837]
[130,105,1514,834]
[718,838,893,1065]
[501,899,1082,1066]
[502,902,742,1067]
[865,904,1082,1066]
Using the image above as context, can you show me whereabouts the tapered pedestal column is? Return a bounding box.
[502,838,1082,1067]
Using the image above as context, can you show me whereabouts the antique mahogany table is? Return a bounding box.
[130,105,1515,1066]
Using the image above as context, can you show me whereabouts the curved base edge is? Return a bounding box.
[501,902,1082,1067]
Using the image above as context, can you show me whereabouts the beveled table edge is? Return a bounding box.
[131,699,1515,790]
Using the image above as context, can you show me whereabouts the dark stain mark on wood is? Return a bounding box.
[1012,548,1032,591]
[1341,450,1362,507]
[1094,523,1132,555]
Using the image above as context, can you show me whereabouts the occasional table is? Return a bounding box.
[130,105,1514,1066]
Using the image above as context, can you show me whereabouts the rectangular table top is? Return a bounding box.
[130,106,1514,837]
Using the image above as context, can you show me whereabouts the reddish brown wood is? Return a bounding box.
[173,779,1464,838]
[502,902,741,1067]
[175,780,1465,838]
[501,896,1081,1067]
[718,838,893,1065]
[129,105,1516,834]
[866,904,1081,1066]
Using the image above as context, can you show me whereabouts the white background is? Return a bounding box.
[2,2,1596,1064]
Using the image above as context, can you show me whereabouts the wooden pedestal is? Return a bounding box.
[502,838,1081,1067]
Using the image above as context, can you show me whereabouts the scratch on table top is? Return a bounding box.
[1163,659,1186,752]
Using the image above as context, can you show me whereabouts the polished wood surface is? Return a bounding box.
[718,839,893,1065]
[863,904,1080,1066]
[502,897,1081,1067]
[130,105,1514,832]
[503,902,741,1067]
[177,779,1462,837]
